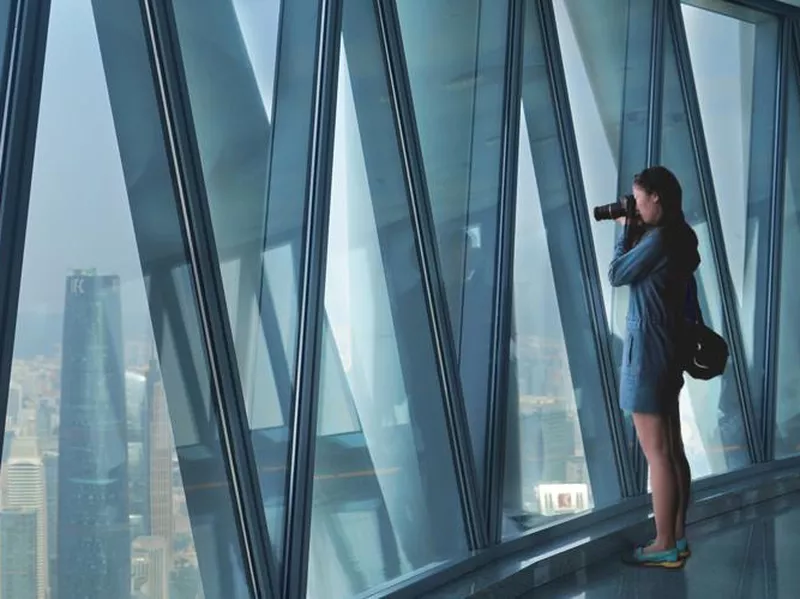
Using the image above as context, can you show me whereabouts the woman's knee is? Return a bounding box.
[633,412,672,461]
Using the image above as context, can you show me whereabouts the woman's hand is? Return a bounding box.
[615,215,643,227]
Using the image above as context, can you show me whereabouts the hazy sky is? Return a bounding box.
[19,0,281,316]
[22,0,144,310]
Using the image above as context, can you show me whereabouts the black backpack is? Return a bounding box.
[683,277,728,380]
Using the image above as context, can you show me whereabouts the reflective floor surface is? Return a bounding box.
[525,491,800,599]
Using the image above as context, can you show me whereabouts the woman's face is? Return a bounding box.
[633,183,663,225]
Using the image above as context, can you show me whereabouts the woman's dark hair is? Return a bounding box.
[633,166,682,222]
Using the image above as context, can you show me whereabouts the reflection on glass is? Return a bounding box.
[553,0,639,464]
[500,0,627,533]
[554,0,629,330]
[305,27,467,596]
[503,108,593,534]
[171,0,280,297]
[774,62,800,459]
[0,1,249,597]
[395,0,507,494]
[171,0,317,560]
[682,4,754,308]
[660,25,750,476]
[682,3,774,394]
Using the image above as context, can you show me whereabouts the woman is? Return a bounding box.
[609,166,697,568]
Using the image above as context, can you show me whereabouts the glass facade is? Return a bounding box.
[0,0,798,598]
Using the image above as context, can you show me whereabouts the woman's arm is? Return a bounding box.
[608,229,666,287]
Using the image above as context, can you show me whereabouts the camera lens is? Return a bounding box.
[593,202,628,222]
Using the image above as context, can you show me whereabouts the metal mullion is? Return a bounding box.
[636,0,666,493]
[0,0,51,461]
[484,0,523,546]
[137,2,278,598]
[280,0,342,596]
[764,18,794,461]
[372,0,486,551]
[667,0,763,464]
[647,0,666,166]
[536,0,637,501]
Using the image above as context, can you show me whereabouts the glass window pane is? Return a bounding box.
[682,5,754,312]
[682,2,777,405]
[660,24,750,476]
[170,0,314,559]
[171,0,280,281]
[774,63,800,459]
[504,108,593,532]
[395,0,508,495]
[553,0,643,465]
[554,0,630,327]
[306,6,468,594]
[502,0,626,537]
[0,1,253,596]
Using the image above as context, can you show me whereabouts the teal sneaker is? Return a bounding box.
[676,537,691,559]
[646,537,691,559]
[623,546,685,569]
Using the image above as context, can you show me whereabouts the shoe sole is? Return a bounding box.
[622,555,686,569]
[639,559,685,569]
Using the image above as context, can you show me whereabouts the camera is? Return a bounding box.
[593,194,636,222]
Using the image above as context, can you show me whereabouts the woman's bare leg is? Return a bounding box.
[633,412,678,552]
[668,405,691,540]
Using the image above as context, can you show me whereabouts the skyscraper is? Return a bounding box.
[57,270,129,598]
[142,358,174,568]
[0,508,38,599]
[148,374,174,565]
[1,434,47,599]
[132,536,169,599]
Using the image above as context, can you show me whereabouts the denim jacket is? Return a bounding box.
[609,221,700,413]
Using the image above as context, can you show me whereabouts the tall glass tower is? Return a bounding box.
[57,270,129,598]
[1,434,47,599]
[0,508,39,599]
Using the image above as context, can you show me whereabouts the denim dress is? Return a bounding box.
[609,221,700,414]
